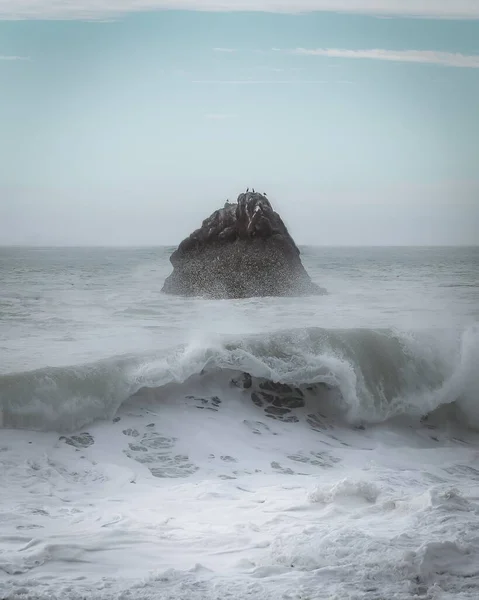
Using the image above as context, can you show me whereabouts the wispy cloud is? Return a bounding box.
[0,55,30,60]
[213,47,236,53]
[285,48,479,68]
[1,0,479,20]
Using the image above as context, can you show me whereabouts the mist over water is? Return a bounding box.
[1,245,479,599]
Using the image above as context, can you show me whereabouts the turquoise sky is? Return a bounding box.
[1,6,478,245]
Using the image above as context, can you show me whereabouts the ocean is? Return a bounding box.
[1,245,479,600]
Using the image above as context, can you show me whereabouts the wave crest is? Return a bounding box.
[1,325,478,432]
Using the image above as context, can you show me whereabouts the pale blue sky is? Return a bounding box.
[1,3,478,245]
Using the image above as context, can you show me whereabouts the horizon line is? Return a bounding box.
[1,244,477,249]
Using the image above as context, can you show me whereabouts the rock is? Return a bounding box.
[162,191,325,298]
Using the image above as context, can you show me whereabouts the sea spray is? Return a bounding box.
[1,325,477,432]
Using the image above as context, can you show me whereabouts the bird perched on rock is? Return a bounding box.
[161,189,325,299]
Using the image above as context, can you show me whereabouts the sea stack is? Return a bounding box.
[161,191,325,299]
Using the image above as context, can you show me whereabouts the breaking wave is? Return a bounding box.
[1,324,478,433]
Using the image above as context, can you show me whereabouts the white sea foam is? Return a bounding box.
[1,324,478,432]
[1,246,478,599]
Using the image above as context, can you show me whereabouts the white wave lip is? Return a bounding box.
[1,324,477,432]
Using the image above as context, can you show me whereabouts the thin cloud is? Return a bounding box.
[1,0,479,20]
[213,47,236,53]
[0,55,30,60]
[288,48,479,68]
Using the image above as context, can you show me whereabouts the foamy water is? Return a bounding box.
[1,246,479,599]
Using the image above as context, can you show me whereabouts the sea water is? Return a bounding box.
[1,245,479,599]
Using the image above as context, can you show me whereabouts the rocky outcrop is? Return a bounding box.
[161,191,324,299]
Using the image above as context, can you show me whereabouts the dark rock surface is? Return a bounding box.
[161,191,325,298]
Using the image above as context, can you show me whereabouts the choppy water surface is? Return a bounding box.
[1,245,479,599]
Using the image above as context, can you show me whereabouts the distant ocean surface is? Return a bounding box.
[1,245,479,600]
